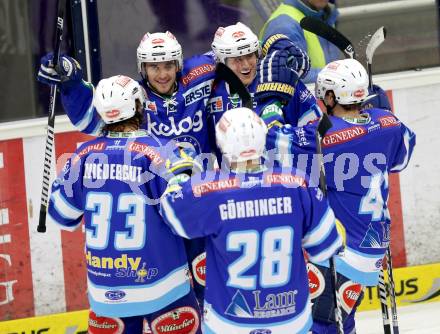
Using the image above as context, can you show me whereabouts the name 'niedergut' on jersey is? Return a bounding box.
[47,133,193,317]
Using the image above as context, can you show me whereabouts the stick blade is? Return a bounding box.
[215,62,252,108]
[318,113,333,138]
[300,17,356,59]
[366,26,387,64]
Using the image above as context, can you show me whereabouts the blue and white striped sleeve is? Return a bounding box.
[48,157,84,231]
[302,187,343,263]
[160,177,222,239]
[390,125,416,172]
[61,81,104,136]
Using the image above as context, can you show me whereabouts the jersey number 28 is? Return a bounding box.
[227,226,293,289]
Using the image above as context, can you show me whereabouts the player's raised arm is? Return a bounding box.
[37,53,104,135]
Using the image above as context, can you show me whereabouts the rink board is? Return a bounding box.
[0,72,440,321]
[0,262,438,332]
[358,262,440,311]
[0,310,88,333]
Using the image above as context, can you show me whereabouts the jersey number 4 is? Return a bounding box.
[359,172,390,221]
[85,192,146,250]
[227,226,294,290]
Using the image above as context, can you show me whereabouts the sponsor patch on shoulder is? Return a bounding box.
[265,174,307,187]
[378,115,400,128]
[192,178,240,197]
[322,126,367,147]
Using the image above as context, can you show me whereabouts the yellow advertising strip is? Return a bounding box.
[0,310,88,334]
[359,262,440,311]
[0,263,438,329]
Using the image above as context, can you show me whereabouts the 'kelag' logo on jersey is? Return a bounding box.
[145,111,204,137]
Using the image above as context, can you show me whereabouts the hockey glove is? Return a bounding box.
[165,144,203,177]
[262,34,311,80]
[255,50,299,104]
[37,53,83,88]
[361,84,392,111]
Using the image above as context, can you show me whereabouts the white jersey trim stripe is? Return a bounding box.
[337,246,384,273]
[87,264,190,303]
[51,189,83,220]
[161,196,190,239]
[47,212,80,231]
[302,207,336,248]
[390,129,412,172]
[75,102,95,131]
[203,297,313,334]
[308,234,343,263]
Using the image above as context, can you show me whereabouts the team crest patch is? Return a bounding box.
[307,262,325,300]
[151,306,199,334]
[145,100,157,113]
[191,252,206,287]
[339,281,363,314]
[88,310,124,334]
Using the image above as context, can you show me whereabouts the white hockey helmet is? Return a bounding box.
[211,22,261,64]
[94,75,145,124]
[215,107,268,163]
[315,59,370,105]
[137,31,183,73]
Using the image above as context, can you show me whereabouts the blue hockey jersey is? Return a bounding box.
[160,167,342,333]
[268,108,416,286]
[207,75,321,129]
[48,131,192,317]
[60,54,217,155]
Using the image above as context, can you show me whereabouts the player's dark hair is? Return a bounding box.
[324,90,361,115]
[340,103,362,111]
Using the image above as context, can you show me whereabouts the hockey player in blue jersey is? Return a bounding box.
[37,30,216,309]
[310,59,415,334]
[47,75,202,334]
[208,22,322,131]
[37,31,215,156]
[159,107,343,334]
[260,57,416,333]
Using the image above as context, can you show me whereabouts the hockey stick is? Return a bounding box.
[378,269,392,334]
[315,114,344,334]
[300,16,356,59]
[386,245,400,334]
[37,0,67,233]
[366,27,387,90]
[301,18,394,333]
[214,62,252,109]
[365,28,397,334]
[251,0,280,20]
[298,17,349,333]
